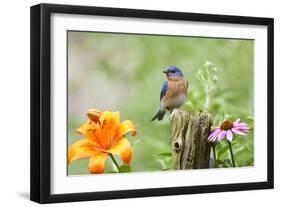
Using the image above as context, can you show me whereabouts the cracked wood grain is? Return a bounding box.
[170,110,213,170]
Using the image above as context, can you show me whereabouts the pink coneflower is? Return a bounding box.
[208,119,249,142]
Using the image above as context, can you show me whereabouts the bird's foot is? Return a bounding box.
[170,108,181,121]
[172,108,181,114]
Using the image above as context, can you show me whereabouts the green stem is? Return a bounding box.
[227,141,236,167]
[212,143,217,168]
[109,154,120,172]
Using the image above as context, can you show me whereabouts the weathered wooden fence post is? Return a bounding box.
[170,110,213,170]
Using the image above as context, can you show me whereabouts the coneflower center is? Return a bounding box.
[220,120,234,130]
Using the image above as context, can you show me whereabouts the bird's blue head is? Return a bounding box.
[163,66,184,78]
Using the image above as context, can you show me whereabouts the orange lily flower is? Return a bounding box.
[68,109,137,174]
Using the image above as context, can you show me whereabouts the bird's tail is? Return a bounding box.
[151,110,166,121]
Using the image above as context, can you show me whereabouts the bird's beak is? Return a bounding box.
[162,70,168,74]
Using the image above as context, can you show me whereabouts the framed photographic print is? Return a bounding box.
[30,3,274,203]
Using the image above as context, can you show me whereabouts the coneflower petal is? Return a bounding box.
[226,130,233,142]
[218,130,227,141]
[207,128,221,141]
[232,128,247,135]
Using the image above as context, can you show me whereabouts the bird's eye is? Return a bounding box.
[171,71,175,73]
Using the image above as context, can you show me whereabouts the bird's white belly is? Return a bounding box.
[162,94,186,110]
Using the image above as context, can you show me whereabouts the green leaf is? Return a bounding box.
[223,159,232,167]
[217,141,237,159]
[246,115,254,121]
[132,139,141,151]
[216,159,225,167]
[215,159,232,168]
[106,171,117,173]
[162,168,170,171]
[217,145,229,159]
[119,165,131,173]
[216,160,224,165]
[156,159,167,170]
[155,152,172,158]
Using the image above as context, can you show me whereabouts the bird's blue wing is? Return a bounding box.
[160,81,168,101]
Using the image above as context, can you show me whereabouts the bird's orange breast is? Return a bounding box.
[166,77,188,97]
[161,77,188,110]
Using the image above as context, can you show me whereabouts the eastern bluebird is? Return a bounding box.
[151,66,188,121]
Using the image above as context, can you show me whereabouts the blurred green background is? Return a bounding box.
[67,31,254,175]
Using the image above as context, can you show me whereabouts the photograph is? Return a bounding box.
[67,31,254,175]
[30,3,274,203]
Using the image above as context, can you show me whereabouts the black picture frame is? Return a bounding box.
[30,3,274,204]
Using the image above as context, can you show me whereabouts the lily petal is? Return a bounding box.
[116,120,137,140]
[99,111,120,129]
[108,138,132,164]
[87,108,102,123]
[68,146,96,164]
[68,139,94,151]
[75,121,106,148]
[68,139,97,164]
[98,111,121,148]
[76,121,97,136]
[88,153,107,174]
